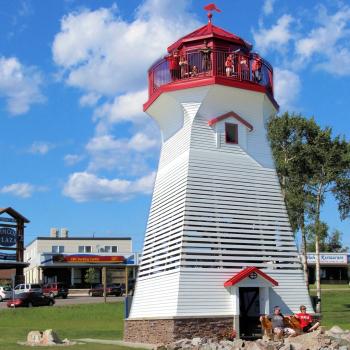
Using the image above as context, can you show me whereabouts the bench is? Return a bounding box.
[260,316,302,340]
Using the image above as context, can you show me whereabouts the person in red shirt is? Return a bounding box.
[295,305,320,333]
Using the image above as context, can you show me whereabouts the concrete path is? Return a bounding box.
[76,338,155,349]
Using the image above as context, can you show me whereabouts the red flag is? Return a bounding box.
[204,3,222,12]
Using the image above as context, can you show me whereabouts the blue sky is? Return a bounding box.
[0,0,349,251]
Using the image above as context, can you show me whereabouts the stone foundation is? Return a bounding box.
[124,317,233,344]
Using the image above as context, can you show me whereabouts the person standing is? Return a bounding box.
[166,50,179,80]
[200,40,212,73]
[225,54,234,77]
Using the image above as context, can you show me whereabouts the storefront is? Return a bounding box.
[305,253,349,284]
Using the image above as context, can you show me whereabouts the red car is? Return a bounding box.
[7,292,55,308]
[88,284,123,297]
[42,283,68,299]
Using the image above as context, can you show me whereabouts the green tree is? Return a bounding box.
[84,268,98,288]
[306,128,350,313]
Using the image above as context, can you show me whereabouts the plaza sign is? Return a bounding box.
[0,228,16,247]
[306,253,348,265]
[53,254,125,264]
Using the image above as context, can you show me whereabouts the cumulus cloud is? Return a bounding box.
[29,141,54,155]
[63,171,156,202]
[274,68,301,111]
[0,183,45,198]
[79,93,101,107]
[0,56,44,115]
[52,0,200,95]
[252,14,294,54]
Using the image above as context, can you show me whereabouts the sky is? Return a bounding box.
[0,0,349,252]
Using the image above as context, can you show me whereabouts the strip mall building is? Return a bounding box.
[24,228,140,287]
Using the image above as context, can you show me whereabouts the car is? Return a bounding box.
[14,283,42,294]
[88,284,123,297]
[0,286,12,301]
[7,292,55,308]
[42,283,68,299]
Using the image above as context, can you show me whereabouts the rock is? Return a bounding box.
[339,346,349,350]
[41,329,62,345]
[26,331,43,344]
[329,326,345,335]
[192,337,202,346]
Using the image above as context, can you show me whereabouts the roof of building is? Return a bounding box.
[208,111,254,131]
[167,23,252,53]
[224,266,279,287]
[0,207,30,223]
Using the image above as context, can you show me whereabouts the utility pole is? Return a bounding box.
[102,267,107,303]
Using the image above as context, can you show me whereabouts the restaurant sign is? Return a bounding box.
[53,254,125,264]
[0,228,16,247]
[306,254,348,265]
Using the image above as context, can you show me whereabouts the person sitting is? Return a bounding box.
[261,306,296,340]
[295,305,320,333]
[190,65,198,77]
[225,54,234,77]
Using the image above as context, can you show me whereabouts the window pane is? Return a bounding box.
[85,246,92,253]
[59,246,65,253]
[52,246,58,253]
[78,246,84,253]
[112,246,118,253]
[104,246,111,253]
[225,123,238,144]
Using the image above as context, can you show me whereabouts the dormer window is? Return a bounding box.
[225,123,238,144]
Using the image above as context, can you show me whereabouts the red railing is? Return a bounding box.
[148,50,274,97]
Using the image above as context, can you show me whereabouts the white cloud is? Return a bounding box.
[263,0,276,16]
[253,14,294,54]
[52,0,200,95]
[79,93,101,107]
[274,68,301,110]
[316,48,350,76]
[85,133,159,173]
[64,154,84,166]
[29,141,54,155]
[63,171,156,202]
[0,56,44,115]
[0,183,45,198]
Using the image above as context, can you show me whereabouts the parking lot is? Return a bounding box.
[0,295,124,309]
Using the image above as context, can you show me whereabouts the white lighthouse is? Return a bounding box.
[125,11,312,344]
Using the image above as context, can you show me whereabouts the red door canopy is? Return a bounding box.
[224,267,278,287]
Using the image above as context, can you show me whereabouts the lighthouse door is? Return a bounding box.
[239,287,261,339]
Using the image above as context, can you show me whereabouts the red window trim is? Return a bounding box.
[225,123,238,144]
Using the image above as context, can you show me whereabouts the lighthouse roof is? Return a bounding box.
[167,23,252,53]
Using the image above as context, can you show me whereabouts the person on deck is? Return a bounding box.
[252,55,262,82]
[295,305,320,333]
[225,54,234,77]
[166,50,179,80]
[239,56,249,80]
[200,40,212,72]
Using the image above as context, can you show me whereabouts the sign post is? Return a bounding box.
[102,267,107,304]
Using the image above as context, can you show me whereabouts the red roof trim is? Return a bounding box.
[143,77,279,112]
[224,267,278,287]
[208,111,254,131]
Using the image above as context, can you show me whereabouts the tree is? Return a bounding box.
[84,268,98,288]
[306,129,350,313]
[267,113,318,287]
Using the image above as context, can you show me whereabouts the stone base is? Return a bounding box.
[124,317,233,344]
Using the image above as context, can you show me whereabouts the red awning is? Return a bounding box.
[224,267,278,287]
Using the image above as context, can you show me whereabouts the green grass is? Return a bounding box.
[309,283,349,289]
[0,302,142,350]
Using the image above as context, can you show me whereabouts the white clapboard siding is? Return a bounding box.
[128,84,312,320]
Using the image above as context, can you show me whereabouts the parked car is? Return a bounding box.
[42,283,68,299]
[7,292,54,308]
[14,283,42,294]
[0,286,12,301]
[88,284,123,297]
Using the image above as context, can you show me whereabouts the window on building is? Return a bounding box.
[52,246,64,253]
[78,246,92,253]
[112,246,118,253]
[225,123,238,144]
[99,245,118,253]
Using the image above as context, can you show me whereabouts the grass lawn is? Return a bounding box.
[309,283,349,290]
[0,302,142,350]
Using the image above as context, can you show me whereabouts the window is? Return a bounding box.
[112,246,118,253]
[98,245,118,253]
[52,246,64,253]
[225,123,238,144]
[78,246,92,253]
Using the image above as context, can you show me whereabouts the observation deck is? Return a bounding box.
[143,22,278,111]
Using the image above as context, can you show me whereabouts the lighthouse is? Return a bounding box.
[124,9,312,344]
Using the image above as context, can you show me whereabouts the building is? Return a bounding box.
[0,207,29,284]
[124,11,312,343]
[24,228,139,287]
[304,253,349,284]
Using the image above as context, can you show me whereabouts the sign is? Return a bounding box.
[0,217,16,223]
[0,228,16,247]
[53,254,125,264]
[249,272,258,279]
[0,253,16,261]
[306,254,348,265]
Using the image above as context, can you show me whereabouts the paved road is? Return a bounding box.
[0,296,124,309]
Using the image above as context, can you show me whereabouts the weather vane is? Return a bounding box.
[204,3,222,23]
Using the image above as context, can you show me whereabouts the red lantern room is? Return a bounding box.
[144,10,277,111]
